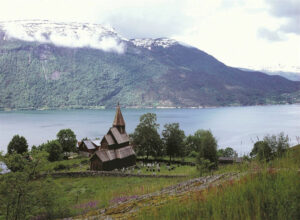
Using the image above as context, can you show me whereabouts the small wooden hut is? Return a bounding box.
[90,104,136,171]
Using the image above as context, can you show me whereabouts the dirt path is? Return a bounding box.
[73,172,240,220]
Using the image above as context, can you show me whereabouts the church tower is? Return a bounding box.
[112,103,126,134]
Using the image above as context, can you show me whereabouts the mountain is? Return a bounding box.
[0,20,299,110]
[239,65,300,81]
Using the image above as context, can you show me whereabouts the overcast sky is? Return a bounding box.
[0,0,299,69]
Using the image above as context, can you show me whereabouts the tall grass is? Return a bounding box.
[140,170,300,220]
[139,147,300,220]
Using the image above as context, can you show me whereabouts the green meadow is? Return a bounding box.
[137,146,300,220]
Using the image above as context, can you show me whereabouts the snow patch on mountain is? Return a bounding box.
[130,38,178,50]
[0,20,126,53]
[244,64,300,74]
[239,64,300,81]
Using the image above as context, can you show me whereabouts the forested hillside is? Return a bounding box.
[0,21,299,110]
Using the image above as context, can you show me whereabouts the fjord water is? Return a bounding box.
[0,105,300,155]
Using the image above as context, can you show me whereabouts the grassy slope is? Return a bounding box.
[40,157,196,217]
[34,146,299,219]
[137,147,300,220]
[52,176,187,217]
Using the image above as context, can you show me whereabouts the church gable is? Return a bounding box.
[110,127,129,145]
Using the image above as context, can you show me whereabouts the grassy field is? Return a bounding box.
[30,146,300,219]
[41,156,198,176]
[34,155,197,217]
[52,175,187,217]
[136,146,300,220]
[40,156,89,172]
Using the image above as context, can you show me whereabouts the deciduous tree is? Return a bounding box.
[193,130,218,168]
[7,135,28,154]
[162,123,185,161]
[131,113,163,158]
[56,129,77,154]
[218,147,238,158]
[44,140,63,162]
[0,151,66,219]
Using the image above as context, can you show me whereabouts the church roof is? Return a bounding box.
[104,134,116,146]
[102,127,129,146]
[113,104,125,127]
[94,146,135,162]
[110,127,128,144]
[83,140,96,150]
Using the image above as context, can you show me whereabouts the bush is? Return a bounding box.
[0,151,68,219]
[188,151,198,158]
[44,140,63,162]
[218,147,238,158]
[251,132,289,161]
[54,164,70,171]
[197,157,215,175]
[80,159,89,165]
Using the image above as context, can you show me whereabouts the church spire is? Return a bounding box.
[113,103,125,133]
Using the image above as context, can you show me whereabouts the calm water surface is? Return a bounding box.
[0,105,300,155]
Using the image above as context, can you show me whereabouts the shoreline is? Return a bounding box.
[0,102,299,112]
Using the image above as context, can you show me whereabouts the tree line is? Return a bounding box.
[6,128,77,163]
[130,113,224,169]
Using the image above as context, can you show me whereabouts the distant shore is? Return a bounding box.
[0,102,299,112]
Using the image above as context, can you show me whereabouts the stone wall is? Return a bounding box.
[42,171,187,178]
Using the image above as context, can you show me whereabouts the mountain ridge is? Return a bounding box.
[0,20,299,110]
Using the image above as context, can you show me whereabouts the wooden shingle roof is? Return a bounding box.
[110,127,127,144]
[83,140,96,150]
[113,104,125,127]
[94,146,135,162]
[105,134,116,146]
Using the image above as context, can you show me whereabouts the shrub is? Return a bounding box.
[44,140,63,162]
[251,132,289,161]
[188,151,198,158]
[54,164,70,171]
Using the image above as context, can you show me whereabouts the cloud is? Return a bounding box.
[0,0,298,69]
[265,0,300,35]
[280,19,300,35]
[0,0,193,39]
[257,28,284,41]
[2,21,126,53]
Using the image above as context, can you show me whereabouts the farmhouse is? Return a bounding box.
[90,104,136,171]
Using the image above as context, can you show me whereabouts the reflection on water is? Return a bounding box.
[1,105,300,155]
